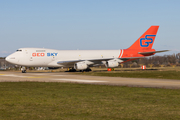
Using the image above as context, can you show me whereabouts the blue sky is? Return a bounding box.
[0,0,180,57]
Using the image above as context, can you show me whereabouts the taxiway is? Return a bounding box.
[0,71,180,89]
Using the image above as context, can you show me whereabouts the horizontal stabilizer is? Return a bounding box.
[138,50,169,55]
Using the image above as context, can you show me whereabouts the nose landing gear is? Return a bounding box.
[21,67,26,73]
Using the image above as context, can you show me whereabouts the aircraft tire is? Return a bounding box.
[22,70,26,73]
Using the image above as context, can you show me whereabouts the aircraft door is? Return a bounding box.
[79,55,82,60]
[29,52,35,61]
[51,52,58,61]
[22,50,32,62]
[52,56,55,61]
[30,56,33,61]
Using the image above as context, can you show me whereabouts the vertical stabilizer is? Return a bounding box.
[128,26,159,50]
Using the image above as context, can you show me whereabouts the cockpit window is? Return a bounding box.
[16,50,22,52]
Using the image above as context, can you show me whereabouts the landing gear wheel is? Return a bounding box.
[21,67,27,73]
[83,68,92,72]
[22,70,26,73]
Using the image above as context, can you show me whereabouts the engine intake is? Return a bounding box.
[105,60,119,68]
[74,62,88,70]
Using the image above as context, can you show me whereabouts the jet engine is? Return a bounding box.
[74,62,88,70]
[105,60,119,68]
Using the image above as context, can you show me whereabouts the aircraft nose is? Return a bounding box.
[5,55,17,64]
[5,56,8,62]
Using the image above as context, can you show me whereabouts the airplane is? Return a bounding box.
[5,26,168,73]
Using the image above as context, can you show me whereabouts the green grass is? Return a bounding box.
[1,82,180,120]
[75,70,180,80]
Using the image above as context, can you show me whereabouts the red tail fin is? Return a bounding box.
[128,26,159,50]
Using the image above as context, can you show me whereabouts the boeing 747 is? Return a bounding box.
[6,26,168,73]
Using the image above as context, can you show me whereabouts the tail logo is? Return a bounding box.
[140,35,156,47]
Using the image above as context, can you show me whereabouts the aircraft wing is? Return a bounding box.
[138,50,169,55]
[57,58,112,66]
[57,57,144,66]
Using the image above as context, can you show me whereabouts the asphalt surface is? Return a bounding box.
[0,71,180,89]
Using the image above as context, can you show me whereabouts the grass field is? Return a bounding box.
[75,70,180,80]
[71,67,180,80]
[0,82,180,120]
[1,67,180,119]
[22,66,180,80]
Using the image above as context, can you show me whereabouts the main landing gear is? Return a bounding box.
[83,68,92,72]
[67,68,76,72]
[80,68,92,72]
[67,67,92,72]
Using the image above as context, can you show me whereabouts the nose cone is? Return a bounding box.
[5,54,18,64]
[5,56,9,62]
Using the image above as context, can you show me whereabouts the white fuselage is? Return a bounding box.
[6,48,121,67]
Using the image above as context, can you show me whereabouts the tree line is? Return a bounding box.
[123,53,180,68]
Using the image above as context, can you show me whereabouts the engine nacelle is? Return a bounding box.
[74,62,88,70]
[105,61,119,68]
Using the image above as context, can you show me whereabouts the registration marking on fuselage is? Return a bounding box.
[53,79,108,83]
